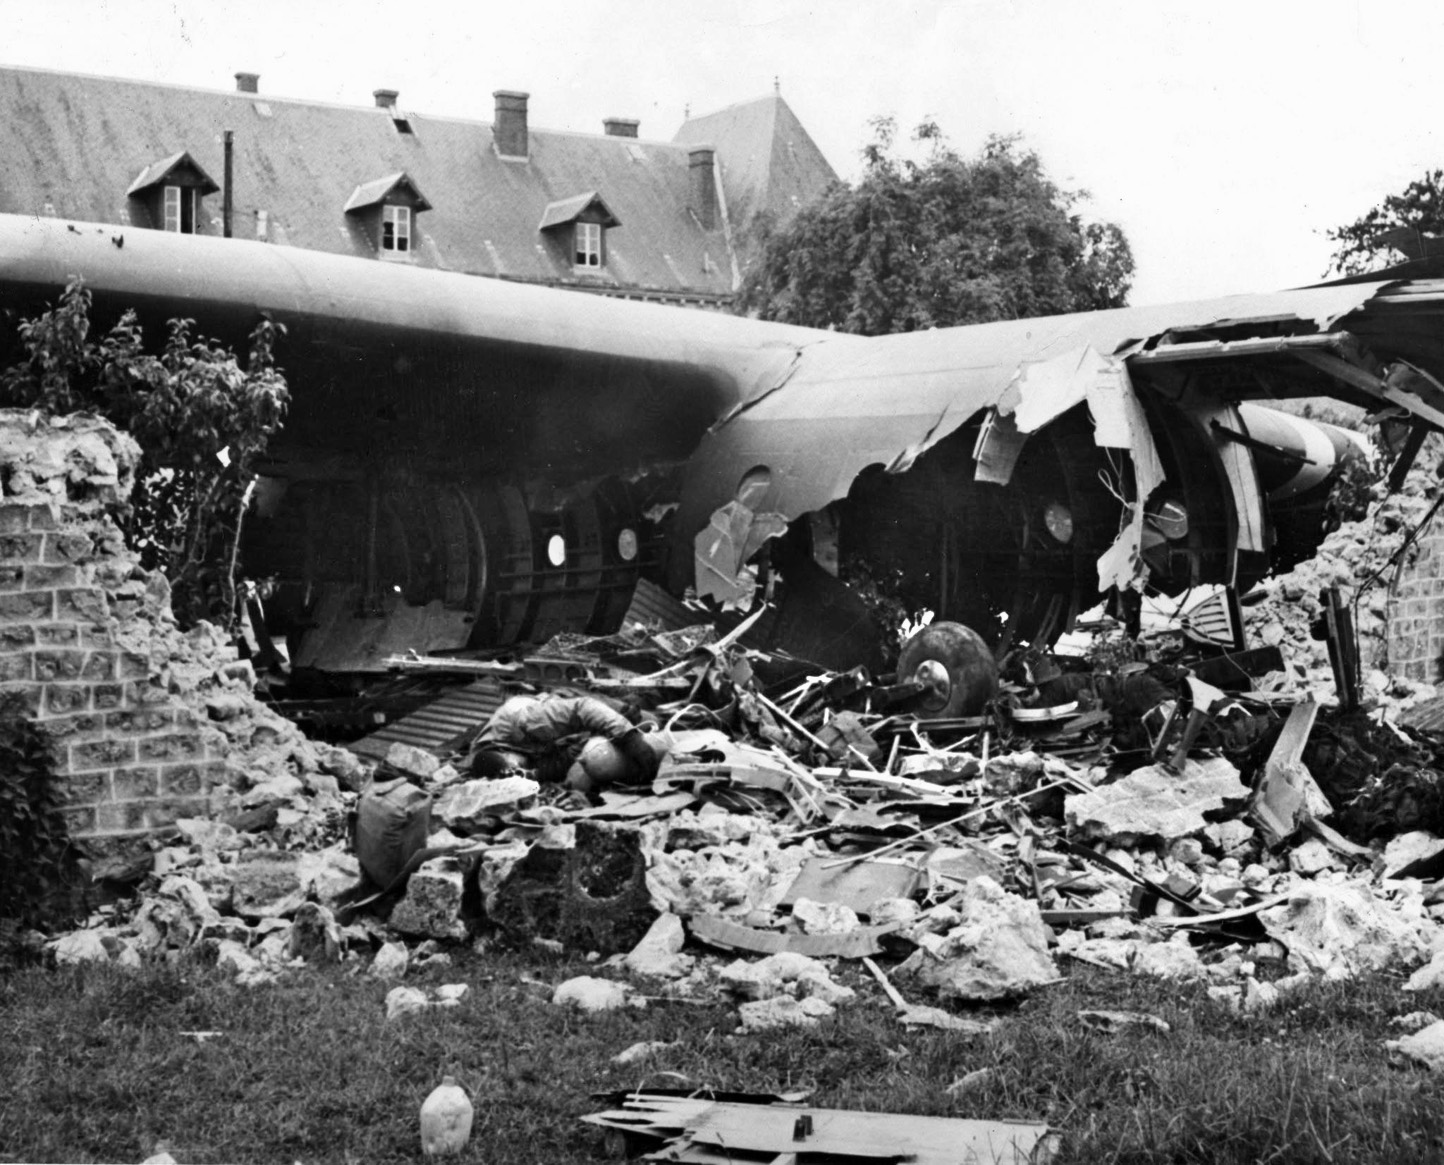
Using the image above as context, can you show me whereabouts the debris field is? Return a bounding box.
[24,424,1444,1160]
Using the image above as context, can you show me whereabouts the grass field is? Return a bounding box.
[3,945,1444,1164]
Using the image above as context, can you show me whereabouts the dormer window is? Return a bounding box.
[382,205,411,253]
[539,191,620,274]
[163,186,198,233]
[127,151,219,235]
[343,172,431,261]
[575,222,602,268]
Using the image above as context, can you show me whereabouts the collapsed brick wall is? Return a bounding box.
[0,410,360,860]
[1387,481,1444,683]
[1246,441,1441,708]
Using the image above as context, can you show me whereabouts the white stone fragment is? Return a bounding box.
[553,976,631,1012]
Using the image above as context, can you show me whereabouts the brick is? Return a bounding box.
[0,504,31,534]
[36,623,79,645]
[95,801,149,832]
[80,651,117,681]
[44,533,94,565]
[43,683,90,714]
[62,805,97,834]
[56,588,107,622]
[24,563,80,589]
[70,738,136,770]
[91,683,124,710]
[0,682,43,715]
[125,680,172,706]
[42,712,104,741]
[26,506,61,531]
[160,763,204,796]
[80,626,115,649]
[111,767,158,799]
[0,565,23,592]
[0,591,53,623]
[143,797,209,830]
[105,709,173,735]
[137,733,203,762]
[33,650,86,681]
[0,652,33,682]
[61,770,110,805]
[0,626,37,652]
[0,533,44,562]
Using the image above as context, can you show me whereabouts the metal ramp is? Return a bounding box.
[350,678,506,763]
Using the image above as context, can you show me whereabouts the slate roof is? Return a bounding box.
[673,91,840,244]
[343,172,431,213]
[0,64,788,303]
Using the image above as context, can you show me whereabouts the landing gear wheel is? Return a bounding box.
[897,621,999,719]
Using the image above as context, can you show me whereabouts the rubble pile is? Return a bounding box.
[1245,451,1441,714]
[21,408,1444,1040]
[31,600,1444,1037]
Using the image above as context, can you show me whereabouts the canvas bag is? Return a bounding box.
[355,776,432,889]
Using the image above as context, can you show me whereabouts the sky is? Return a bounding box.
[4,0,1442,306]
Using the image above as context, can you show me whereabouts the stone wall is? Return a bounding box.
[0,410,360,860]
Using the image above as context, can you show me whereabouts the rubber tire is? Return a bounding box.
[897,621,999,719]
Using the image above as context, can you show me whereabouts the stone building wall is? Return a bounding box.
[0,410,358,860]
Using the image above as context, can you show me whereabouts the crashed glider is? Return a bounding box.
[0,213,1438,673]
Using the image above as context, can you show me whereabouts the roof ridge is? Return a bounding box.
[680,91,785,126]
[0,62,701,148]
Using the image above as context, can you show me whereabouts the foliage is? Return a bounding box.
[737,122,1135,334]
[0,704,78,931]
[0,281,290,628]
[1326,169,1444,276]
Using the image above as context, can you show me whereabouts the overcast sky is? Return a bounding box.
[5,0,1440,306]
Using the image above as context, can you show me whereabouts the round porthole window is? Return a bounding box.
[617,527,638,562]
[546,534,567,567]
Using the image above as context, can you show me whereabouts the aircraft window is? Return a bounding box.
[617,528,638,561]
[574,222,603,268]
[382,205,411,253]
[546,534,567,567]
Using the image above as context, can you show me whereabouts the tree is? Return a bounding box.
[1326,170,1444,276]
[0,282,290,629]
[737,121,1134,334]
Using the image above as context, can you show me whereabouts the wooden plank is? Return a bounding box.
[689,914,897,959]
[686,1103,1049,1165]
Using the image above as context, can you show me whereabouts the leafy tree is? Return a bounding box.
[0,281,289,629]
[737,121,1134,334]
[1326,170,1444,276]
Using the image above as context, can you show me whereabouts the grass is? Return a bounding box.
[3,945,1444,1164]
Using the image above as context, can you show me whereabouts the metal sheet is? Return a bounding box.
[670,281,1390,592]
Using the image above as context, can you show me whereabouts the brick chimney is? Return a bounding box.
[235,72,259,94]
[374,88,399,109]
[689,145,717,230]
[493,90,529,158]
[604,118,640,138]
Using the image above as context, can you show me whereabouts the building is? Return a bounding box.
[0,65,838,308]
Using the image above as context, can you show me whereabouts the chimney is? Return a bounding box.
[235,72,259,94]
[493,90,529,158]
[689,145,717,230]
[374,88,399,109]
[604,118,640,138]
